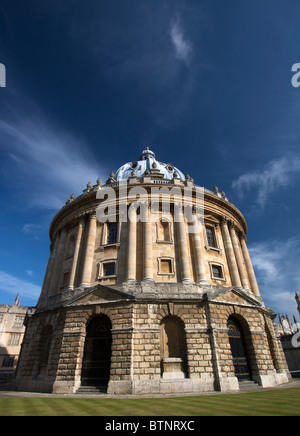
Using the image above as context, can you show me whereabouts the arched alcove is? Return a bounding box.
[160,316,188,379]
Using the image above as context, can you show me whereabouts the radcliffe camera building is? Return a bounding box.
[16,149,290,394]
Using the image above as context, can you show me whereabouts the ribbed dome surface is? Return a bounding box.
[115,148,186,182]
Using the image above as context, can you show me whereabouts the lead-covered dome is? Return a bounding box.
[115,148,186,182]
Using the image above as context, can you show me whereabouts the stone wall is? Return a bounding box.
[16,285,291,394]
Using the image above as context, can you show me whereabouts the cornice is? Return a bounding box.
[49,182,248,241]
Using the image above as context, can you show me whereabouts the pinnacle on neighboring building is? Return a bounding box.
[14,293,20,307]
[296,292,300,316]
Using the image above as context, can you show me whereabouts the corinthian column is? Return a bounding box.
[126,205,137,282]
[191,216,207,285]
[176,205,193,284]
[69,217,85,289]
[240,234,261,297]
[220,217,241,288]
[80,212,97,287]
[229,221,250,290]
[49,226,68,294]
[143,205,154,282]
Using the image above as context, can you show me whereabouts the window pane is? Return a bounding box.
[107,223,118,244]
[212,265,222,279]
[206,227,217,248]
[13,316,24,328]
[103,263,116,276]
[8,334,20,346]
[2,356,15,368]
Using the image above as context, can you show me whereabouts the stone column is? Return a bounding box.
[143,205,154,282]
[80,212,97,288]
[240,234,261,297]
[229,222,250,290]
[176,205,193,284]
[220,217,241,288]
[38,242,56,303]
[191,216,207,285]
[48,226,68,294]
[126,205,137,282]
[69,217,85,289]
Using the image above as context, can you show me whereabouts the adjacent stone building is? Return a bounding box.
[0,294,31,384]
[16,149,291,394]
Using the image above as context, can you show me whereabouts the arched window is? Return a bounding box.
[160,316,188,378]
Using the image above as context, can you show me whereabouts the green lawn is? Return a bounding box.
[0,387,299,416]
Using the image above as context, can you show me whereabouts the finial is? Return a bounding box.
[14,293,20,307]
[146,146,149,150]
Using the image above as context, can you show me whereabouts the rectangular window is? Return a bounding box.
[161,259,172,274]
[2,356,15,368]
[206,227,217,248]
[103,262,116,277]
[107,223,118,245]
[212,265,223,279]
[13,316,24,328]
[158,257,174,276]
[8,333,21,346]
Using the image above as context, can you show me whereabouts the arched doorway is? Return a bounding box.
[227,316,251,381]
[81,315,112,388]
[37,325,53,378]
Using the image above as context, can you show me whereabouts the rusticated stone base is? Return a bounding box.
[16,284,291,395]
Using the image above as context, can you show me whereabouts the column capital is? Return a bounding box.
[228,220,236,230]
[220,215,228,226]
[89,211,97,220]
[240,232,247,242]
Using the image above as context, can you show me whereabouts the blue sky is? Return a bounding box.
[0,0,300,321]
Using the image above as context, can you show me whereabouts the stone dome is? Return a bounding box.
[114,148,186,182]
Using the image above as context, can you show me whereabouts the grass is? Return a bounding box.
[0,387,299,416]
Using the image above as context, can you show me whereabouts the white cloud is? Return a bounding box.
[26,270,34,277]
[0,115,107,210]
[170,15,193,64]
[22,224,35,234]
[249,237,300,317]
[232,156,300,208]
[0,271,41,301]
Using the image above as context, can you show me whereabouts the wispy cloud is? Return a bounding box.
[26,270,34,277]
[0,107,107,211]
[22,223,41,240]
[249,237,300,317]
[232,156,300,208]
[170,15,193,64]
[0,271,41,301]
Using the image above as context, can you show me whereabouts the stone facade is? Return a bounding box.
[16,149,291,394]
[0,295,33,384]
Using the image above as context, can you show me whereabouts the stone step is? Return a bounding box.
[76,385,107,395]
[239,380,262,391]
